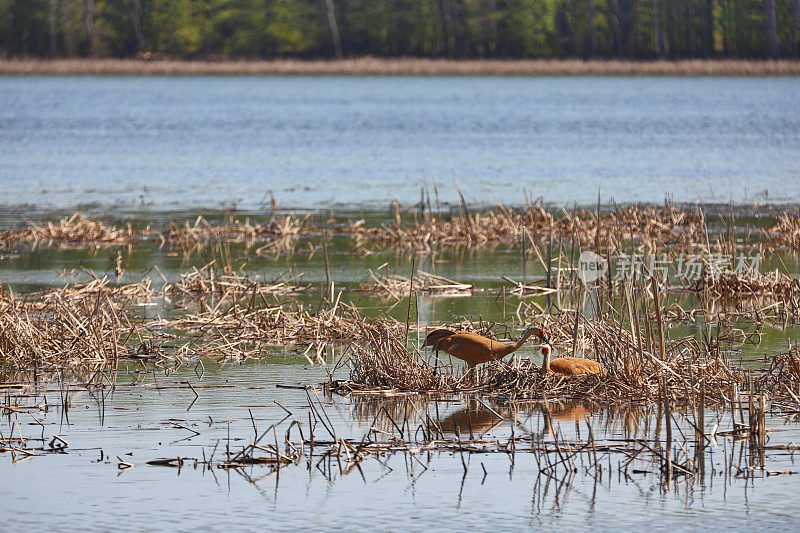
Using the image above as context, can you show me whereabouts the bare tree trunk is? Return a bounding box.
[721,0,729,54]
[704,0,714,56]
[652,0,667,58]
[451,0,468,56]
[49,0,59,56]
[684,3,691,55]
[793,0,799,57]
[767,0,779,58]
[62,0,75,56]
[84,0,98,57]
[129,0,145,53]
[609,0,624,57]
[561,0,579,56]
[589,0,599,58]
[323,0,343,59]
[262,0,271,58]
[437,0,450,55]
[479,0,506,56]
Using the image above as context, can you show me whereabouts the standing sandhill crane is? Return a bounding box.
[423,326,545,368]
[539,345,604,376]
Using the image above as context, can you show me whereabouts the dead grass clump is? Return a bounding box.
[557,205,704,252]
[690,269,798,298]
[148,301,404,360]
[0,213,132,248]
[160,214,312,245]
[32,276,156,302]
[360,269,473,299]
[764,214,800,249]
[343,203,553,249]
[176,263,309,300]
[0,285,135,368]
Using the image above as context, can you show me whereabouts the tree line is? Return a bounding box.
[1,0,799,60]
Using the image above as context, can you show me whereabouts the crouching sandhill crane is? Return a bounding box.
[423,326,604,377]
[539,345,604,377]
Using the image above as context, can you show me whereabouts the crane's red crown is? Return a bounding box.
[527,327,550,345]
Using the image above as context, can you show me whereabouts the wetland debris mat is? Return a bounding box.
[1,200,799,409]
[2,202,800,252]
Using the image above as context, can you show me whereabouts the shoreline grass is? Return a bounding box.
[1,58,800,76]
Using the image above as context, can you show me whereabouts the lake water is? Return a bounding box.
[2,74,800,531]
[2,235,800,531]
[1,75,799,210]
[4,361,800,532]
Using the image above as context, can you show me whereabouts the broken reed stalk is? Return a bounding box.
[651,276,666,361]
[522,228,527,286]
[662,373,672,482]
[405,258,415,346]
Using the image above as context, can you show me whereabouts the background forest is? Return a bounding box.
[1,0,799,60]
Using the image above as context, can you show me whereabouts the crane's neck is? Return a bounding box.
[540,346,551,374]
[488,327,538,360]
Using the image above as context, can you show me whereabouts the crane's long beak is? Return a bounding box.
[540,333,552,347]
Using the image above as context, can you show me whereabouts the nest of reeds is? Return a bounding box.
[335,308,799,409]
[345,324,461,390]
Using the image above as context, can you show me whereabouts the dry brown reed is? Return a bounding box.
[347,204,550,248]
[1,204,795,256]
[0,212,312,253]
[0,264,385,368]
[556,204,705,252]
[4,58,800,76]
[33,275,156,302]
